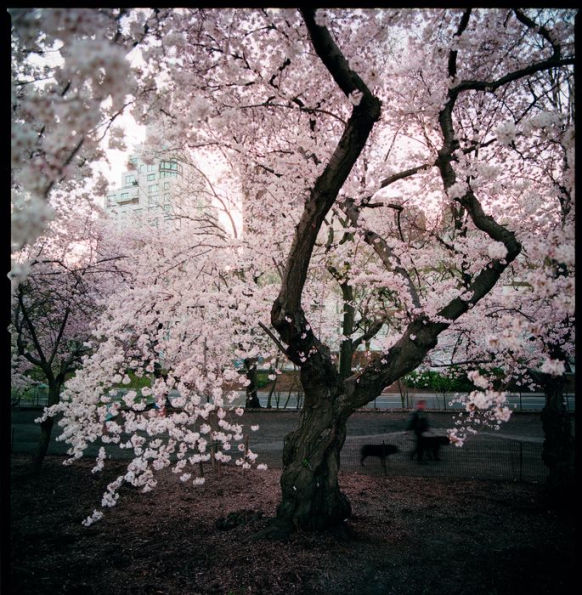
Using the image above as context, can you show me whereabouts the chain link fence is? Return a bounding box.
[252,432,548,484]
[340,432,547,482]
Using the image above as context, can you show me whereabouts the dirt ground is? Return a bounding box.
[9,451,575,595]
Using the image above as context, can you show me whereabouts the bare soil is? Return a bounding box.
[9,452,575,595]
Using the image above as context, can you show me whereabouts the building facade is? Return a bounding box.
[105,155,184,229]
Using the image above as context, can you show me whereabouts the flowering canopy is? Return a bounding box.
[11,8,575,526]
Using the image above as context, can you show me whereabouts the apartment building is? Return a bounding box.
[105,155,184,228]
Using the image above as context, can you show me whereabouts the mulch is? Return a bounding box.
[8,454,575,594]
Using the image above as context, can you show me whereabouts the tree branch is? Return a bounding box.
[352,319,385,351]
[258,321,289,358]
[17,288,49,369]
[272,10,381,343]
[451,56,574,97]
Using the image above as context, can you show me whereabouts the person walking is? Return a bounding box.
[406,399,429,462]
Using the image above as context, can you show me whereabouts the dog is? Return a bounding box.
[411,434,450,461]
[360,442,399,474]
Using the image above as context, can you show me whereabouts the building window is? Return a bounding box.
[148,184,159,194]
[159,160,176,170]
[120,192,129,199]
[125,174,136,185]
[147,164,155,172]
[163,182,170,190]
[163,193,170,203]
[159,160,182,175]
[147,173,156,181]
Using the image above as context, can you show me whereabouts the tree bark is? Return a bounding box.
[243,358,262,408]
[538,373,574,502]
[276,392,350,530]
[32,380,61,473]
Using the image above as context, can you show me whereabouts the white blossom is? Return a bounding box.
[539,358,566,377]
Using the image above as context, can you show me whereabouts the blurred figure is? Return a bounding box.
[406,399,429,462]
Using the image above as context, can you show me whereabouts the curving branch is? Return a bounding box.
[271,9,381,354]
[512,9,562,59]
[451,55,574,98]
[340,9,535,411]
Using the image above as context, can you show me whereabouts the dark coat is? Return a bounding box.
[406,410,429,436]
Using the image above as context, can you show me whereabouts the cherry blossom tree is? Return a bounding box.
[11,208,127,472]
[241,8,573,530]
[14,8,575,530]
[40,207,275,526]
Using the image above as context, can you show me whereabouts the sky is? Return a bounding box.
[96,113,146,188]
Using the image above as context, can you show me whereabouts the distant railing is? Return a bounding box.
[341,433,547,483]
[11,388,575,413]
[11,386,49,408]
[254,432,549,484]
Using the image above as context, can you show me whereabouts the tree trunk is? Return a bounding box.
[338,282,355,380]
[539,373,574,502]
[275,381,350,531]
[266,358,279,409]
[243,358,262,408]
[32,381,61,473]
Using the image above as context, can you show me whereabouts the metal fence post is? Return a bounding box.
[519,441,523,482]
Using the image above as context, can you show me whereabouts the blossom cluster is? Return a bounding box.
[449,387,512,447]
[35,218,274,525]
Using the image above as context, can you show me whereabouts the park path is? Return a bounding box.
[11,407,565,483]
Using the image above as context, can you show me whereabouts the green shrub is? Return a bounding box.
[255,371,272,389]
[112,371,152,390]
[404,369,474,392]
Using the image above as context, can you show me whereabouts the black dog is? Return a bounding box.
[412,435,450,461]
[360,442,399,474]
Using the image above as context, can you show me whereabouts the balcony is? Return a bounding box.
[116,187,139,205]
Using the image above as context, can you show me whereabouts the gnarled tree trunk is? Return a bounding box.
[276,390,350,530]
[539,373,574,500]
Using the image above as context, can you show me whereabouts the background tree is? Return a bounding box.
[39,189,278,524]
[11,209,126,471]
